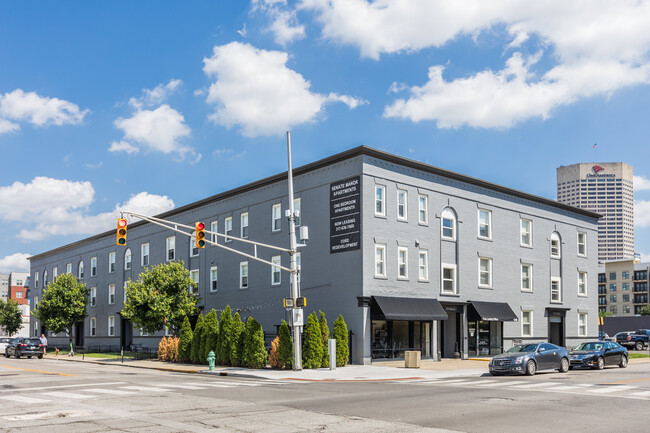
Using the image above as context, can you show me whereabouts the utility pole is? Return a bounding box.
[287,131,302,371]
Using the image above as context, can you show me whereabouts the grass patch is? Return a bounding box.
[629,353,650,359]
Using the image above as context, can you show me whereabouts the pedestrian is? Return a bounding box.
[40,333,48,356]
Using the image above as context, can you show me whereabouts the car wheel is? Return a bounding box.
[635,341,644,351]
[525,360,536,376]
[595,357,605,370]
[15,352,20,359]
[27,356,32,359]
[558,357,569,373]
[38,355,43,359]
[619,355,628,368]
[568,366,573,370]
[3,350,7,358]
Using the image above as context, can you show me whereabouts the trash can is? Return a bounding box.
[404,351,421,368]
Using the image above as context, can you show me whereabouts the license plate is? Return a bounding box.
[29,346,36,349]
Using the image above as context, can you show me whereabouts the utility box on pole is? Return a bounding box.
[329,339,336,370]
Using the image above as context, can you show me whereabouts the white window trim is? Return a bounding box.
[124,249,132,270]
[520,218,532,247]
[578,312,588,337]
[210,266,218,293]
[522,310,533,337]
[374,244,386,278]
[418,195,428,225]
[441,263,457,295]
[240,261,249,289]
[578,271,588,297]
[90,317,96,337]
[189,269,199,294]
[166,236,175,261]
[551,277,562,303]
[241,212,249,238]
[397,189,408,221]
[109,252,116,273]
[78,261,84,280]
[375,185,386,217]
[123,281,128,303]
[478,257,492,288]
[34,272,39,288]
[521,263,533,292]
[418,250,429,281]
[550,232,561,258]
[272,204,282,232]
[190,231,199,257]
[577,232,587,257]
[271,256,281,286]
[91,257,97,277]
[477,209,492,240]
[397,247,408,279]
[225,217,233,243]
[108,316,115,337]
[211,221,218,243]
[90,287,96,307]
[108,284,115,305]
[66,263,72,274]
[441,209,456,241]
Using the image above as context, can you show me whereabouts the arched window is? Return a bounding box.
[43,270,48,286]
[124,248,132,270]
[441,208,457,240]
[78,261,85,279]
[550,232,561,258]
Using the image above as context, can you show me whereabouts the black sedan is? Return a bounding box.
[3,337,44,359]
[489,343,569,376]
[569,341,628,370]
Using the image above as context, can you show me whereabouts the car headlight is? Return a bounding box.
[514,356,524,364]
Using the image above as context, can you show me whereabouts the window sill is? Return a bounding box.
[209,290,218,294]
[441,237,456,242]
[374,275,388,280]
[440,292,460,297]
[478,285,493,290]
[520,244,533,249]
[418,222,429,227]
[578,294,588,298]
[418,279,429,283]
[577,255,587,259]
[521,290,534,294]
[478,237,492,242]
[397,277,409,281]
[397,218,408,223]
[374,213,387,219]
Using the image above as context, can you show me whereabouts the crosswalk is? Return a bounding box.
[0,378,290,408]
[404,377,650,400]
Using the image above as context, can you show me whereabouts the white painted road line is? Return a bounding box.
[0,395,50,404]
[155,384,208,390]
[82,388,135,396]
[470,381,499,387]
[628,390,650,398]
[424,379,475,386]
[509,382,561,389]
[586,385,636,394]
[120,386,172,392]
[476,380,527,387]
[0,382,126,394]
[201,381,261,387]
[547,384,594,392]
[41,391,88,400]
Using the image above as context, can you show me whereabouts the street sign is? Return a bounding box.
[292,309,304,327]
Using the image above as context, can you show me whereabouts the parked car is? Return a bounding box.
[489,343,569,376]
[612,331,634,342]
[568,341,628,369]
[3,337,44,359]
[598,331,611,341]
[616,329,650,351]
[0,337,12,353]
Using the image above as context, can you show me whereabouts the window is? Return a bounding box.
[108,316,115,337]
[66,263,72,274]
[109,252,116,273]
[442,264,457,294]
[52,267,58,282]
[521,264,532,292]
[478,257,492,288]
[441,208,456,240]
[211,221,218,242]
[240,262,248,288]
[241,212,249,238]
[397,189,407,220]
[375,244,386,277]
[622,283,629,291]
[609,272,616,280]
[551,278,562,303]
[272,256,281,285]
[34,322,38,337]
[418,250,428,281]
[622,271,629,280]
[397,247,408,279]
[78,261,84,279]
[210,266,218,292]
[225,217,233,242]
[141,243,149,267]
[34,272,39,288]
[578,271,587,296]
[90,287,96,307]
[610,283,617,291]
[108,284,115,304]
[43,270,48,286]
[478,209,491,239]
[166,237,175,261]
[577,232,586,256]
[124,249,132,270]
[375,185,386,216]
[520,218,532,247]
[272,204,282,232]
[190,232,199,257]
[611,306,617,315]
[90,317,96,337]
[91,257,97,276]
[294,198,301,226]
[522,310,533,337]
[15,292,23,298]
[623,294,630,302]
[610,294,617,302]
[550,232,561,258]
[189,269,199,294]
[34,296,38,309]
[123,281,128,303]
[418,195,428,224]
[578,313,588,337]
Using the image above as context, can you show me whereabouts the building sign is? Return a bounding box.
[330,176,361,253]
[587,165,615,178]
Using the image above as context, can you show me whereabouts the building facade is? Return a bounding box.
[557,162,634,262]
[0,272,8,302]
[8,272,29,305]
[598,260,650,316]
[30,146,599,363]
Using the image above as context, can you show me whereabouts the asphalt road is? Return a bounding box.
[1,356,649,432]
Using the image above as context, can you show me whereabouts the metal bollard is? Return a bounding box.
[329,339,336,370]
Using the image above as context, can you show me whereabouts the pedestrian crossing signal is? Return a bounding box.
[116,218,127,245]
[195,222,205,248]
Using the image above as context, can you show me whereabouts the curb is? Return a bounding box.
[41,356,200,374]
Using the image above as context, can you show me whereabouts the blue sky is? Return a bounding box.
[2,1,650,272]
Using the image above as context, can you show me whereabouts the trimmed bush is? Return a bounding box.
[268,336,281,369]
[178,316,193,363]
[278,319,293,369]
[190,313,204,364]
[216,306,232,366]
[243,317,267,369]
[230,312,245,367]
[319,311,330,368]
[302,312,323,369]
[158,337,169,361]
[333,314,349,367]
[202,309,219,364]
[170,336,179,362]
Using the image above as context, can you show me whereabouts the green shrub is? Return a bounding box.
[278,319,293,369]
[216,306,232,366]
[302,312,323,369]
[178,316,193,363]
[319,311,330,368]
[202,309,219,364]
[230,312,245,367]
[243,317,267,369]
[333,314,349,367]
[190,313,204,364]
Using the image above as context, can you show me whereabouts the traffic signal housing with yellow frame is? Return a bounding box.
[195,221,206,248]
[116,218,127,245]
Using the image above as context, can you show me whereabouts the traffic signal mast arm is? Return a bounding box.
[120,211,295,274]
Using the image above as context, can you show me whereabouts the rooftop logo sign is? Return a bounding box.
[587,165,615,178]
[592,165,605,173]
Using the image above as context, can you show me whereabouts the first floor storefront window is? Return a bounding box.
[468,321,503,356]
[371,320,432,359]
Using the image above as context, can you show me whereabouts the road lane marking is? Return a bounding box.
[546,384,594,391]
[628,390,650,398]
[603,377,650,385]
[476,380,527,387]
[0,365,76,377]
[509,382,560,389]
[82,388,135,396]
[586,385,636,394]
[200,380,261,387]
[154,384,208,390]
[41,391,88,399]
[0,381,125,394]
[120,386,172,392]
[0,395,50,404]
[416,379,474,385]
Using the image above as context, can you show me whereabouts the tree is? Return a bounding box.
[598,311,612,317]
[202,309,219,362]
[333,314,349,367]
[639,305,650,316]
[302,312,323,369]
[319,311,330,368]
[230,312,245,367]
[0,299,23,337]
[243,317,267,369]
[121,261,199,335]
[190,313,204,364]
[278,319,293,369]
[216,306,233,366]
[33,273,89,349]
[178,316,193,363]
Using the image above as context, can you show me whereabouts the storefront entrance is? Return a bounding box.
[546,308,568,347]
[467,301,518,356]
[440,304,463,358]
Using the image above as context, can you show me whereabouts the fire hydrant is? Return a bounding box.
[207,350,215,372]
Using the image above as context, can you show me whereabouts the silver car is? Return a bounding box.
[489,343,570,376]
[0,337,12,353]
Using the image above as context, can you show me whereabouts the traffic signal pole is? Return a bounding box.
[286,131,302,371]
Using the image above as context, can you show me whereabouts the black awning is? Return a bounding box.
[372,296,448,321]
[469,301,518,322]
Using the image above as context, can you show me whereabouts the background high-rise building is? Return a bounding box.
[557,162,634,263]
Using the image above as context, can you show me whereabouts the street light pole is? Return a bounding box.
[286,131,302,371]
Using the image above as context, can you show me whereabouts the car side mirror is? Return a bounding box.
[604,348,610,352]
[538,348,545,352]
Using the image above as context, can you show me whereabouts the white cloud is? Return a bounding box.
[129,79,182,109]
[0,89,88,134]
[634,175,650,191]
[109,140,140,155]
[253,0,305,45]
[634,200,650,228]
[300,0,650,128]
[202,42,364,137]
[0,176,175,241]
[0,253,31,273]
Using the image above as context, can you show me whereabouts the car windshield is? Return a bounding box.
[505,344,537,353]
[574,343,603,351]
[26,338,41,344]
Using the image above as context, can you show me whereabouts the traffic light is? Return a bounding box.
[296,297,306,308]
[195,221,206,248]
[116,218,127,245]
